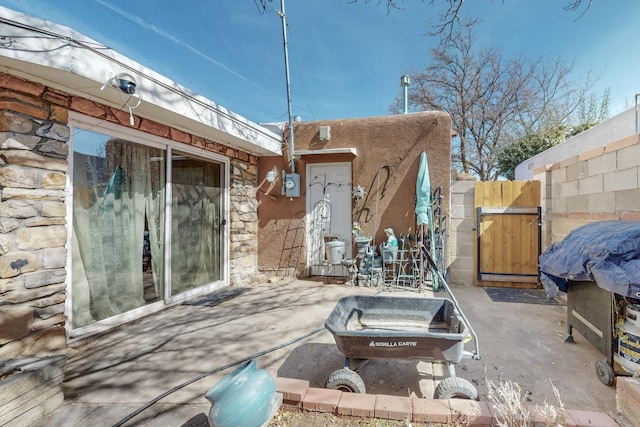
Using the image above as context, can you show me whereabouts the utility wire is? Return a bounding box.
[111,326,325,427]
[286,24,316,121]
[0,17,282,140]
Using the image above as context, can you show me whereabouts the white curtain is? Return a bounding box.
[170,158,221,295]
[72,138,164,327]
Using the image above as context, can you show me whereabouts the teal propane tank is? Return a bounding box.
[617,303,640,375]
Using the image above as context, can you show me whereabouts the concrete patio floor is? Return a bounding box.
[39,279,617,426]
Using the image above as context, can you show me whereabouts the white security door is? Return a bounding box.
[306,163,352,276]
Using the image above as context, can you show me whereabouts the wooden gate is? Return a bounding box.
[474,181,541,288]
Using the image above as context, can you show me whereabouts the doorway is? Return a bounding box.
[306,163,352,276]
[474,180,541,288]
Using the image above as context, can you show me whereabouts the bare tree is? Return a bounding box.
[351,0,592,40]
[393,24,590,180]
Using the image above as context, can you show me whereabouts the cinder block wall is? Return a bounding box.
[446,133,640,284]
[534,134,640,248]
[447,176,477,286]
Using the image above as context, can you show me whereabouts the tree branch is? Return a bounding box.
[563,0,593,20]
[348,0,594,42]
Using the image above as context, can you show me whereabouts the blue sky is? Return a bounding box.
[1,0,639,124]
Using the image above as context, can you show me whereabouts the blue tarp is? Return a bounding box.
[539,221,640,298]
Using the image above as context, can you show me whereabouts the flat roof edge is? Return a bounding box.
[0,6,283,156]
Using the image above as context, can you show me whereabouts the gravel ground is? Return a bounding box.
[267,411,446,426]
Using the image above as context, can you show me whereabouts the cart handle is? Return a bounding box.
[462,351,480,360]
[421,243,481,360]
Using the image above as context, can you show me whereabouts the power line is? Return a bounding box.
[0,16,281,142]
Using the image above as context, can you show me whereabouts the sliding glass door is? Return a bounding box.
[169,151,224,295]
[71,125,226,332]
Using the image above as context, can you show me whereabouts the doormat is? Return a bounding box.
[183,287,251,307]
[484,287,565,305]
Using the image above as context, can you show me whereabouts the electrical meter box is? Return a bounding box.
[282,172,300,197]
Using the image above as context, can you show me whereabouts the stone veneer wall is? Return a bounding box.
[229,159,259,286]
[0,73,259,357]
[533,134,640,248]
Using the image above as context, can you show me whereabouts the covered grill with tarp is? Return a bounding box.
[539,220,640,385]
[539,221,640,298]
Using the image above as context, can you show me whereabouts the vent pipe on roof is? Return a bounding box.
[401,75,410,114]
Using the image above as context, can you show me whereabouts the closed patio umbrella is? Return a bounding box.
[415,150,432,227]
[415,151,437,290]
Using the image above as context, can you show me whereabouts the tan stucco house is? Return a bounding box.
[257,113,453,278]
[0,6,454,362]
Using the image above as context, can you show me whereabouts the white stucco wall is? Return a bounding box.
[515,107,637,180]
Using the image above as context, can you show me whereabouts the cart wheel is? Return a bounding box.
[326,368,366,393]
[595,360,615,386]
[434,377,478,400]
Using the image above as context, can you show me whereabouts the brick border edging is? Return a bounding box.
[273,376,619,426]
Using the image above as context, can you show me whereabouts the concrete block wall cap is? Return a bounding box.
[604,134,640,153]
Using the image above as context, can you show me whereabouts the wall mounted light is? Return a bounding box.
[266,170,278,183]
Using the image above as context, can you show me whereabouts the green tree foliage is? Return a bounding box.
[496,88,609,179]
[497,126,567,180]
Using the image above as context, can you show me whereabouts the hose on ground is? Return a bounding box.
[111,326,325,427]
